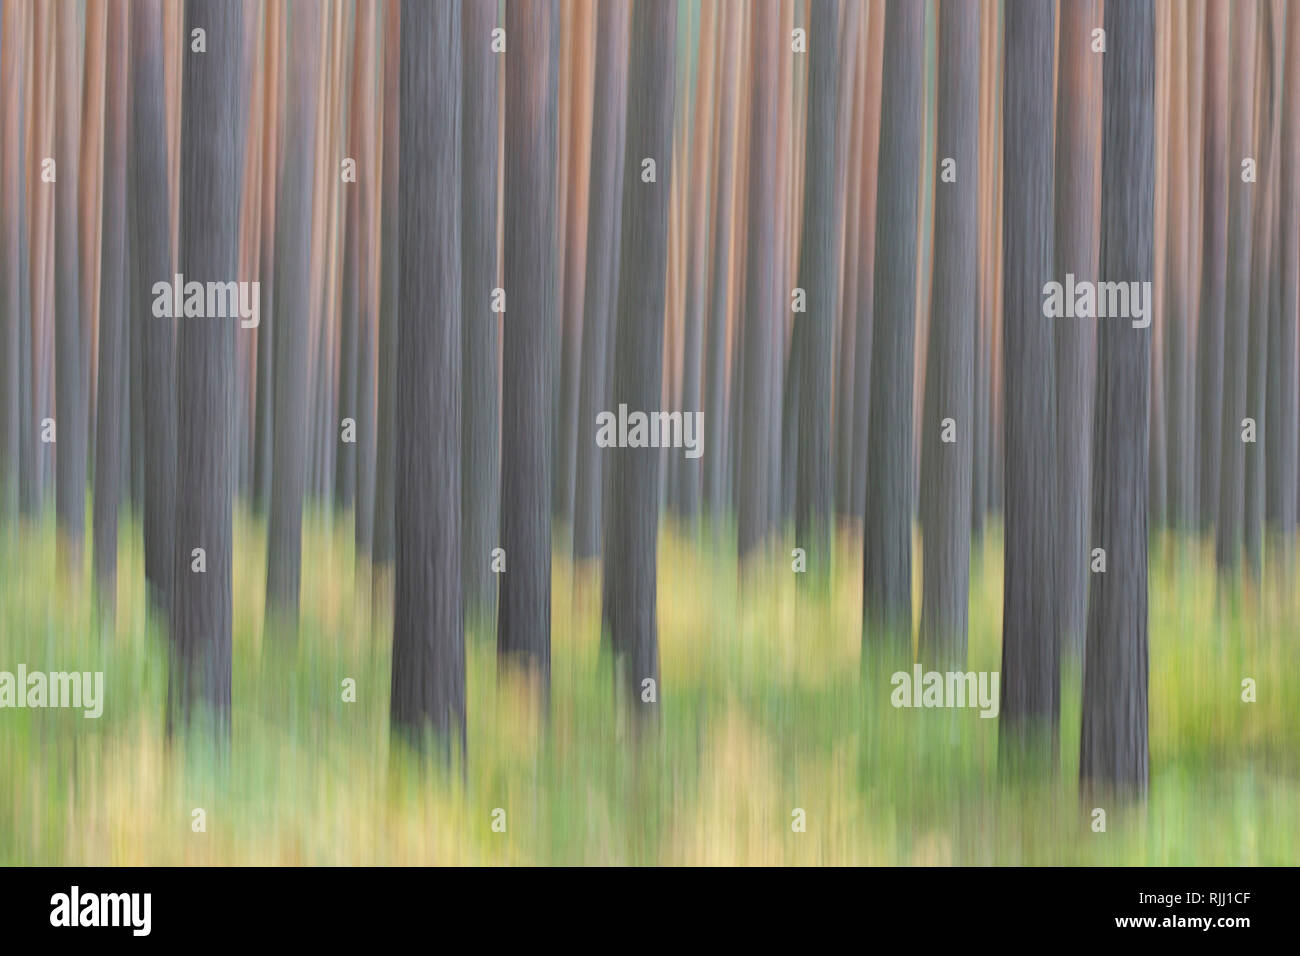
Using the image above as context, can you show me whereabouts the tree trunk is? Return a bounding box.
[1080,0,1154,801]
[460,0,500,619]
[54,0,86,568]
[918,0,978,669]
[168,0,242,734]
[572,0,630,560]
[264,0,322,643]
[605,0,676,714]
[1215,0,1258,572]
[793,0,840,588]
[1196,0,1230,532]
[998,0,1059,773]
[497,0,558,687]
[1267,0,1300,558]
[862,0,923,660]
[389,0,465,757]
[0,0,26,520]
[92,0,129,617]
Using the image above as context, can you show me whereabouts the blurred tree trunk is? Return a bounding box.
[353,0,379,561]
[1164,2,1195,533]
[675,0,717,523]
[1196,0,1230,532]
[999,0,1058,773]
[1268,0,1300,559]
[792,0,840,588]
[0,0,26,520]
[605,0,676,715]
[265,0,322,643]
[131,0,177,616]
[737,0,781,559]
[1215,0,1258,571]
[918,0,978,668]
[1244,5,1279,576]
[169,0,242,735]
[373,0,400,575]
[554,2,594,535]
[460,0,500,619]
[1081,0,1154,801]
[390,0,465,757]
[54,0,86,569]
[497,0,558,687]
[701,0,739,528]
[252,1,280,519]
[92,0,129,617]
[1053,0,1101,659]
[573,0,630,560]
[862,0,923,660]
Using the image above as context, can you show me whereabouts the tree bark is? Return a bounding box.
[389,0,465,757]
[1081,0,1154,801]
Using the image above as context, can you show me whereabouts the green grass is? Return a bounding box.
[1,508,1297,864]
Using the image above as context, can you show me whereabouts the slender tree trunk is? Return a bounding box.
[862,0,923,659]
[1268,0,1300,559]
[792,0,840,588]
[497,0,558,687]
[573,0,630,560]
[264,0,322,643]
[1196,0,1230,532]
[460,0,500,619]
[0,0,26,521]
[131,0,177,616]
[918,0,978,668]
[999,0,1059,773]
[54,0,86,569]
[605,0,676,714]
[92,0,129,617]
[1215,0,1258,571]
[701,0,739,528]
[389,0,465,757]
[737,2,782,559]
[1080,0,1154,801]
[1054,0,1102,659]
[251,0,279,520]
[354,0,379,561]
[169,0,242,735]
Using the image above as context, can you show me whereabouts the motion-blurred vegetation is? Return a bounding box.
[2,511,1295,865]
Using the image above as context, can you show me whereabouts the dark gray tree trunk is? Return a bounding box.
[737,3,781,559]
[1196,0,1230,532]
[0,0,25,521]
[1080,0,1153,801]
[1164,3,1195,533]
[131,0,177,616]
[93,0,129,616]
[1267,0,1300,558]
[252,0,279,520]
[998,0,1059,773]
[169,0,242,734]
[701,0,738,528]
[605,0,676,714]
[1215,0,1258,571]
[373,0,401,573]
[264,0,322,643]
[1053,0,1101,659]
[497,0,558,685]
[389,0,465,757]
[862,0,923,660]
[918,0,978,669]
[353,0,378,562]
[573,0,630,560]
[460,0,500,619]
[54,0,86,567]
[793,0,840,588]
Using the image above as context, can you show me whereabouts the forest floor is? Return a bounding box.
[2,509,1297,864]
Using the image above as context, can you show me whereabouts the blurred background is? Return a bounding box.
[0,0,1297,864]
